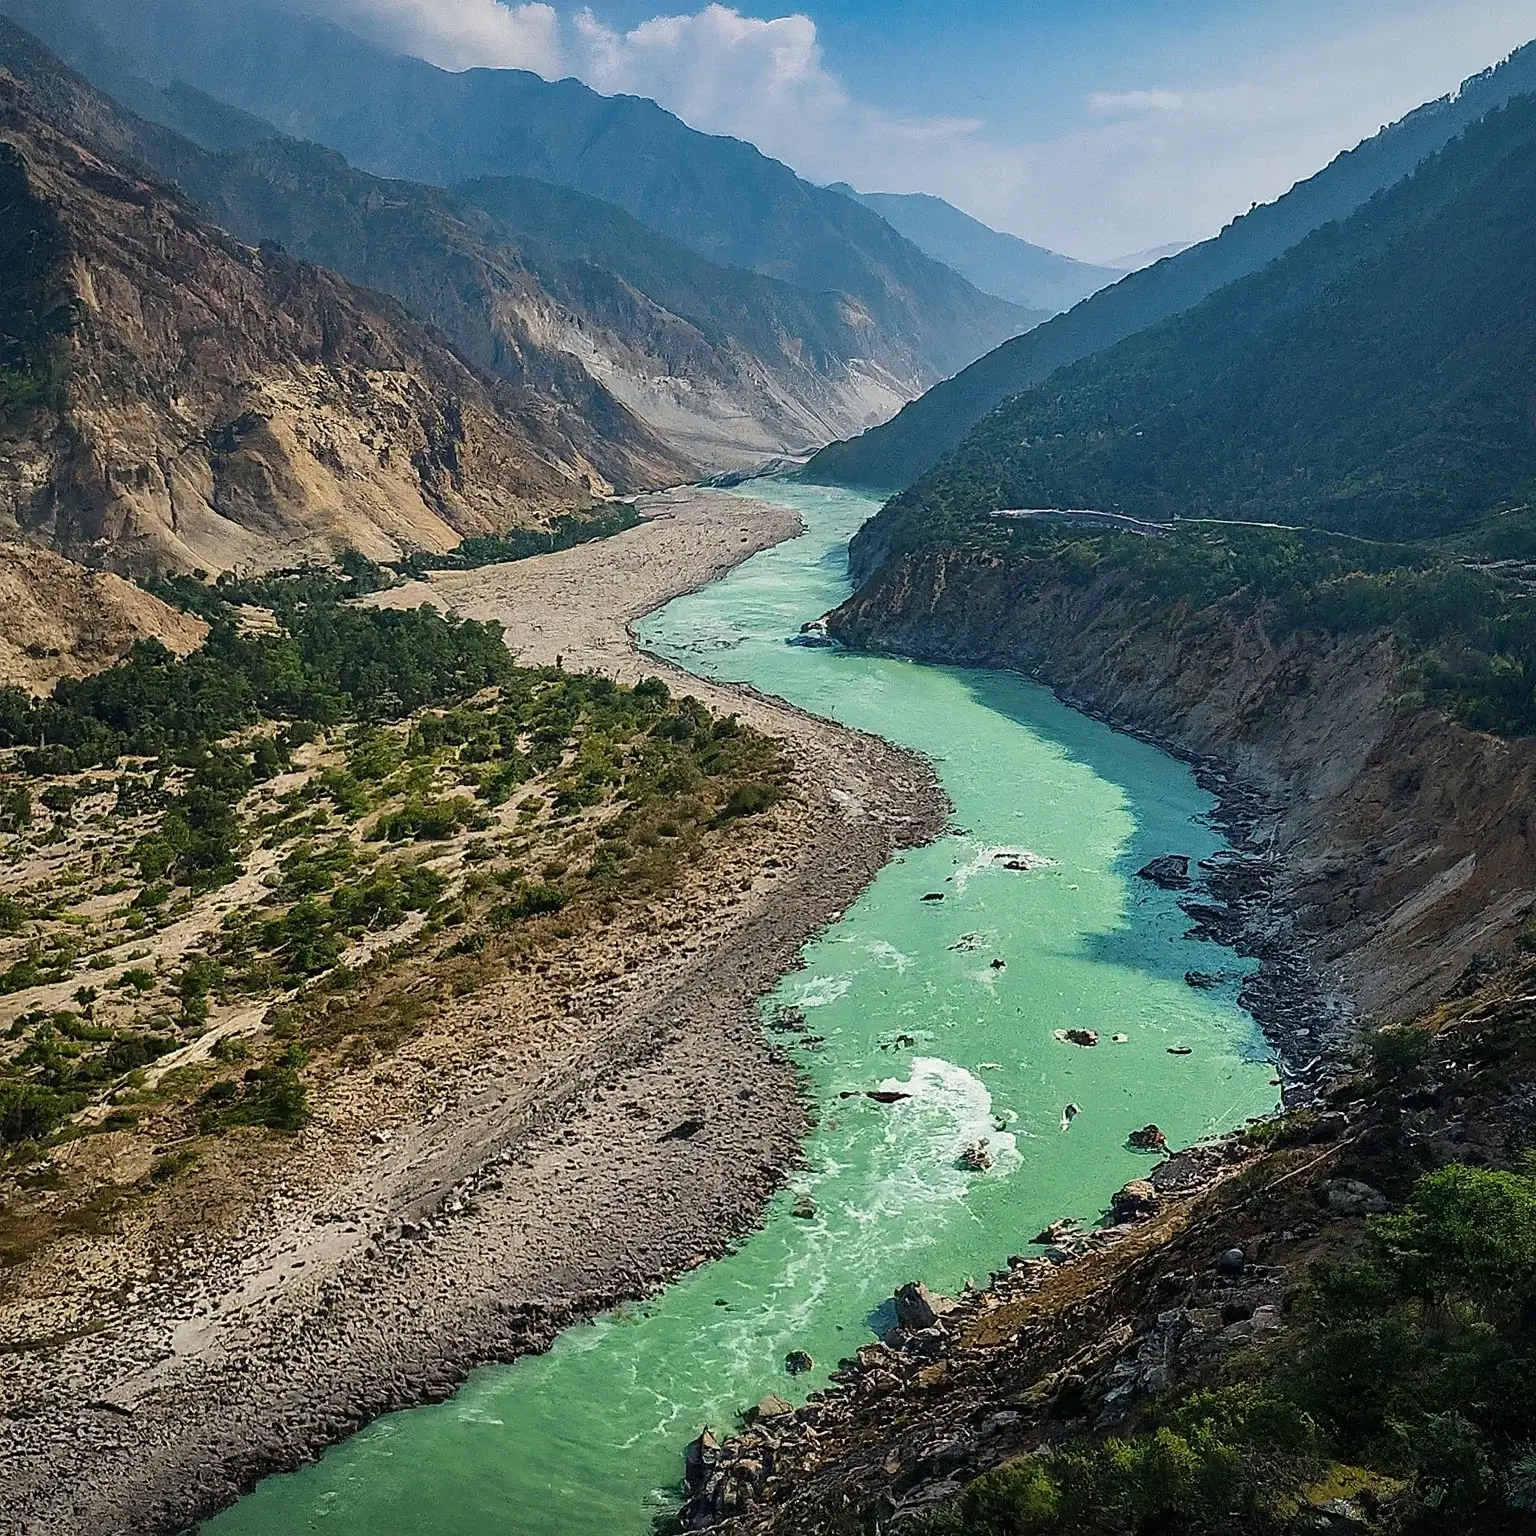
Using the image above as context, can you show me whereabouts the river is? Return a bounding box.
[208,479,1277,1535]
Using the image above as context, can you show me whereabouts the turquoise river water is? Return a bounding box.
[209,479,1278,1535]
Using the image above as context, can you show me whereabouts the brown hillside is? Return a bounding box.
[0,538,205,692]
[0,69,690,574]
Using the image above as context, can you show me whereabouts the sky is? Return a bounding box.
[300,0,1536,263]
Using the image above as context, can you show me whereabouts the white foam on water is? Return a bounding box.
[761,1058,1024,1340]
[792,974,852,1009]
[873,1057,1021,1180]
[865,938,915,973]
[953,844,1058,896]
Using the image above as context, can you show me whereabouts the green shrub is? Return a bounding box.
[0,1080,81,1144]
[720,782,781,820]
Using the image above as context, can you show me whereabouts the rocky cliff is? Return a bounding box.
[830,547,1536,1025]
[0,67,690,575]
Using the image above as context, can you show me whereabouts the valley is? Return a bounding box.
[0,6,1534,1536]
[0,490,946,1534]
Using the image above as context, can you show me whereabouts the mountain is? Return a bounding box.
[0,0,1033,399]
[807,39,1536,491]
[1104,242,1192,272]
[0,18,934,469]
[861,91,1536,562]
[0,59,689,575]
[828,185,1114,314]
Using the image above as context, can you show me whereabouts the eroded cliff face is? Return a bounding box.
[830,546,1536,1023]
[0,71,690,575]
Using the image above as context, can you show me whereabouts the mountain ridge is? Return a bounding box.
[828,183,1115,314]
[806,38,1536,491]
[867,90,1536,549]
[0,17,923,469]
[0,0,1033,399]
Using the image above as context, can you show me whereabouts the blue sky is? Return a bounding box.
[310,0,1536,261]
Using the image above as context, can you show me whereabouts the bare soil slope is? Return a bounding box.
[0,539,206,691]
[0,68,690,576]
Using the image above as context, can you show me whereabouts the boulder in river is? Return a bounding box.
[791,1194,817,1220]
[748,1394,794,1423]
[784,1349,814,1376]
[1062,1028,1099,1048]
[1111,1179,1161,1223]
[958,1139,992,1172]
[1127,1124,1169,1153]
[866,1090,912,1105]
[684,1428,720,1488]
[1136,855,1191,889]
[895,1281,956,1331]
[1032,1218,1079,1245]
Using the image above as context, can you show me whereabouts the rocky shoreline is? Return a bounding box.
[1064,705,1355,1105]
[0,493,949,1536]
[673,1099,1386,1532]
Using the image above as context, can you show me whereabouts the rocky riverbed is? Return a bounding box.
[0,491,948,1536]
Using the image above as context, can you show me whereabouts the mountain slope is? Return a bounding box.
[452,175,919,464]
[808,40,1536,490]
[860,94,1536,561]
[0,64,688,575]
[0,18,919,469]
[1,0,1031,394]
[829,185,1113,314]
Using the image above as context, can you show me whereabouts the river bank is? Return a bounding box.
[0,490,947,1536]
[830,545,1536,1037]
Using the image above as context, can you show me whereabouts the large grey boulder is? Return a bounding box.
[1322,1178,1389,1216]
[895,1281,956,1331]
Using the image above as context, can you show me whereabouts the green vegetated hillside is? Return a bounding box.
[807,40,1536,491]
[0,0,1031,390]
[887,93,1536,543]
[0,556,788,1244]
[828,184,1113,314]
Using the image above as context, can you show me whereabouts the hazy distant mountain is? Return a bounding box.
[829,185,1115,314]
[1,0,1033,402]
[807,39,1536,491]
[864,84,1536,574]
[1104,242,1193,272]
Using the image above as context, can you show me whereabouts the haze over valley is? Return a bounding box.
[3,7,1536,1536]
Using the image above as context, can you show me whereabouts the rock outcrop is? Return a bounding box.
[0,65,689,575]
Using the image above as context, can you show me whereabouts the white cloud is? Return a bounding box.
[294,0,1536,263]
[565,5,983,184]
[570,4,845,148]
[1087,90,1186,115]
[310,0,562,73]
